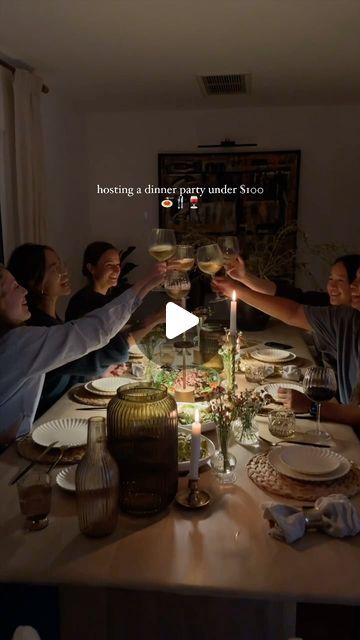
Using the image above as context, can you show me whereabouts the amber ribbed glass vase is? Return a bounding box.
[75,416,119,537]
[107,383,178,515]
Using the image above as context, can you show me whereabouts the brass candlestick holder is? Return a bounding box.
[176,478,211,509]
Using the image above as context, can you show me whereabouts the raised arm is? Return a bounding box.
[212,276,311,330]
[227,256,277,295]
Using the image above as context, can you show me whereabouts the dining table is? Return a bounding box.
[1,320,360,640]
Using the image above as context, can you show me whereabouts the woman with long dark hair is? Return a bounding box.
[2,248,165,439]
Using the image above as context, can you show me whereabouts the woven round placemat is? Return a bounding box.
[16,437,85,465]
[69,385,112,407]
[247,452,360,502]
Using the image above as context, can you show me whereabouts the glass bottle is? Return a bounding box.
[107,383,178,515]
[75,416,119,537]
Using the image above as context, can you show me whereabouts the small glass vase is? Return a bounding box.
[76,416,119,538]
[232,414,259,446]
[211,424,237,484]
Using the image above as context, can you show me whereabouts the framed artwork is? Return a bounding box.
[158,150,301,280]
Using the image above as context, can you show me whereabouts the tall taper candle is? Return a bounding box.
[189,409,201,480]
[230,290,237,335]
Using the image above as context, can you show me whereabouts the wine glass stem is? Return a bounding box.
[316,402,321,437]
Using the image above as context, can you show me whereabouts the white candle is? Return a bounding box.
[189,408,201,480]
[230,289,237,335]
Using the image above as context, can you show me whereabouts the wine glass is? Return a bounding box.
[303,366,337,443]
[169,245,195,271]
[197,244,224,302]
[190,195,199,209]
[218,236,240,270]
[148,229,176,262]
[164,270,191,303]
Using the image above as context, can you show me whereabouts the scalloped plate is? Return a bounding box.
[88,376,135,395]
[56,465,77,492]
[280,445,341,475]
[251,348,296,363]
[32,418,88,448]
[268,446,350,481]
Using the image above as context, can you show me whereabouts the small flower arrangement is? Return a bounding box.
[231,389,269,445]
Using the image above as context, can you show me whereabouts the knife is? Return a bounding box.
[76,407,106,410]
[277,439,331,448]
[9,440,59,485]
[259,436,330,448]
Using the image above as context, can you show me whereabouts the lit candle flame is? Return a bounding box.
[232,290,237,302]
[194,408,200,423]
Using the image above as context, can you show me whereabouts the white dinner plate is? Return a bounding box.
[280,445,341,475]
[32,418,88,448]
[178,427,215,472]
[268,446,350,482]
[56,465,77,492]
[85,377,135,396]
[176,401,215,433]
[257,382,304,401]
[251,349,297,364]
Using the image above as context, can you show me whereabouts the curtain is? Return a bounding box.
[0,67,47,262]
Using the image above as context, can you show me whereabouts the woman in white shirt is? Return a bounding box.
[0,262,165,443]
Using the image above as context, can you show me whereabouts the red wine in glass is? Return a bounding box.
[303,366,337,443]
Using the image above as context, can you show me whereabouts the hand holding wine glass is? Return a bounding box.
[303,366,337,443]
[218,236,240,270]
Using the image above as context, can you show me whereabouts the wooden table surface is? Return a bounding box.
[1,321,359,640]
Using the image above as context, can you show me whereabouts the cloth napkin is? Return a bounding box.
[281,365,302,381]
[262,494,360,543]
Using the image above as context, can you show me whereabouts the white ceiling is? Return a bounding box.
[1,0,360,110]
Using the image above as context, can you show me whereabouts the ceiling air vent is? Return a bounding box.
[199,74,250,96]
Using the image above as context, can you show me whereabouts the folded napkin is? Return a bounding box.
[262,494,360,543]
[282,365,302,381]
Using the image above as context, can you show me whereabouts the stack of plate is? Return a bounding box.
[84,376,135,397]
[268,444,350,482]
[251,348,296,364]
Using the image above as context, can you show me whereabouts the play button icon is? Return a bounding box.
[165,302,199,339]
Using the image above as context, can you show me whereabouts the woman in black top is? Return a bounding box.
[66,241,123,320]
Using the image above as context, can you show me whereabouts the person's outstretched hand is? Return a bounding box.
[212,276,237,299]
[277,388,311,413]
[227,256,247,281]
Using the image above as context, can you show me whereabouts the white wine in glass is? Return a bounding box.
[197,244,223,276]
[197,244,224,301]
[148,229,176,262]
[218,236,240,269]
[170,245,195,271]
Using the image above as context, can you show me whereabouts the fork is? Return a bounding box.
[47,445,68,473]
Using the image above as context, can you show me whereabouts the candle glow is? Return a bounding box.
[230,289,237,335]
[189,408,202,480]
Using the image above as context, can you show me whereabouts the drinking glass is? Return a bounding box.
[148,228,176,262]
[303,366,337,443]
[197,244,224,302]
[164,270,191,302]
[268,409,296,439]
[170,245,195,271]
[218,236,240,270]
[17,472,52,531]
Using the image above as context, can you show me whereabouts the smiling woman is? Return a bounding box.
[65,241,121,320]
